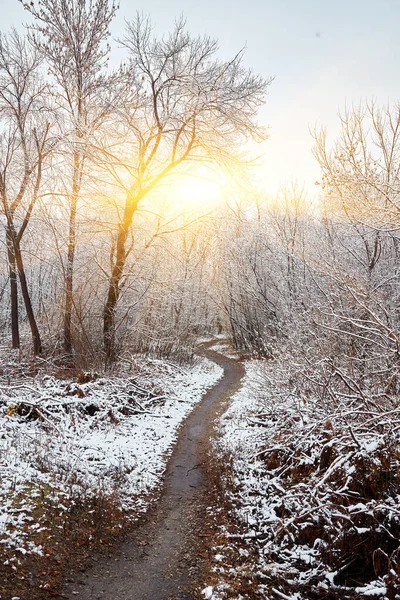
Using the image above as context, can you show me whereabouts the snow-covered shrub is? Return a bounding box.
[213,360,400,600]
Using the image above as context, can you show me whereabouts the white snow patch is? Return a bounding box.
[0,355,222,558]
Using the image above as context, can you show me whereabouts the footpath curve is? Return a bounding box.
[63,340,244,600]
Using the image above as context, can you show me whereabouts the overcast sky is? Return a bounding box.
[2,0,400,197]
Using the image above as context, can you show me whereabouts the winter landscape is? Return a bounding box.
[0,0,400,598]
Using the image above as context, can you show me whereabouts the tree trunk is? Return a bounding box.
[63,150,81,356]
[14,242,42,355]
[63,206,76,355]
[103,193,138,363]
[103,274,119,365]
[103,231,129,364]
[6,227,20,349]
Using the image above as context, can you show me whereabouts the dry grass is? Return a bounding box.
[0,484,136,600]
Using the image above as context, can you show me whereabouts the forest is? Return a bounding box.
[0,1,400,599]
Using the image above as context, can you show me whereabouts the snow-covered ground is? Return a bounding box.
[0,354,222,562]
[208,359,400,600]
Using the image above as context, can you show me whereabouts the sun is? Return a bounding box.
[172,175,222,205]
[161,167,227,213]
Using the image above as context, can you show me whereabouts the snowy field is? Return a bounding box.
[0,354,222,563]
[208,359,400,600]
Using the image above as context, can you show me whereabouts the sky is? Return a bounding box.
[2,0,400,198]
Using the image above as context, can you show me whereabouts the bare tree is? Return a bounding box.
[269,183,311,311]
[92,16,271,362]
[0,31,54,354]
[21,0,118,358]
[313,102,400,230]
[311,103,400,395]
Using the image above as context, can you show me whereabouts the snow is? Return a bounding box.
[207,358,400,599]
[0,355,222,559]
[355,583,387,596]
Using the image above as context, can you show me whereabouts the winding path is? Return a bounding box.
[63,341,244,600]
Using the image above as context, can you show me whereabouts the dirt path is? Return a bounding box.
[63,341,244,600]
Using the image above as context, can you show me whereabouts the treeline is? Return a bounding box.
[0,0,269,365]
[225,103,400,409]
[215,105,400,597]
[1,0,400,392]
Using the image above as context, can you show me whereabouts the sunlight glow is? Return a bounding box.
[158,168,228,214]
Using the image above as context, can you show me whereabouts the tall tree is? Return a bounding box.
[21,0,118,357]
[0,31,54,354]
[93,16,271,362]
